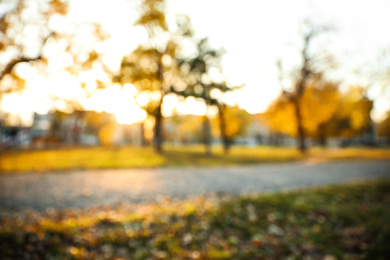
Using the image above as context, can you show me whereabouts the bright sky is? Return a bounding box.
[168,0,390,118]
[2,0,390,125]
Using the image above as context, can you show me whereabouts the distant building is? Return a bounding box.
[30,112,52,138]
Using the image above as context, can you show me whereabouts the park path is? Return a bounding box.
[1,160,390,212]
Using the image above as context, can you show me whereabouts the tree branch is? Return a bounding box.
[0,32,54,81]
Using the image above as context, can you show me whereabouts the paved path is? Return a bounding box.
[1,160,389,212]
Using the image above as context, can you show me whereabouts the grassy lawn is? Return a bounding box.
[1,180,389,259]
[1,145,390,173]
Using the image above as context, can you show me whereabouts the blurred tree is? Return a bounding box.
[59,22,112,102]
[263,81,373,146]
[0,0,68,150]
[378,111,390,144]
[114,0,238,154]
[0,0,114,147]
[115,1,236,154]
[262,93,298,138]
[51,22,112,144]
[277,22,330,152]
[300,76,341,146]
[0,0,68,83]
[164,115,202,144]
[174,38,221,155]
[213,105,251,150]
[332,86,374,140]
[174,38,239,154]
[114,0,178,153]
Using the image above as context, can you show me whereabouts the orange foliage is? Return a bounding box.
[263,80,372,140]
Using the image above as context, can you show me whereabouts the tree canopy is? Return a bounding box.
[262,77,373,146]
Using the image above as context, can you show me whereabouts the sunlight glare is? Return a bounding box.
[162,93,179,117]
[178,97,207,116]
[208,67,224,83]
[83,85,146,125]
[136,93,150,107]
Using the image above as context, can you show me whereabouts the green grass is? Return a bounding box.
[1,145,390,173]
[1,179,389,259]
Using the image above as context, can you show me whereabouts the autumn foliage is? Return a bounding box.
[262,75,373,145]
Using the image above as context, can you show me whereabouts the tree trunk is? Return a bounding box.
[154,104,163,153]
[217,104,230,154]
[154,58,165,153]
[140,123,147,146]
[202,115,212,156]
[71,111,83,145]
[293,97,306,153]
[317,123,327,147]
